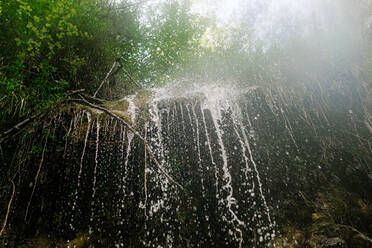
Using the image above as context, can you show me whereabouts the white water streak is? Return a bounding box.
[200,106,219,195]
[126,95,137,124]
[148,102,169,216]
[89,119,100,234]
[234,105,272,225]
[180,103,186,133]
[203,99,244,247]
[124,130,135,189]
[70,111,91,230]
[92,120,100,200]
[232,114,255,200]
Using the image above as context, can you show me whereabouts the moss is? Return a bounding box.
[103,98,130,111]
[66,233,89,248]
[16,236,53,248]
[12,233,90,248]
[269,227,305,248]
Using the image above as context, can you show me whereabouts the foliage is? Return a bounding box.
[134,0,207,85]
[0,0,140,128]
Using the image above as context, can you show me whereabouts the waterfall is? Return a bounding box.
[26,81,371,247]
[3,77,371,248]
[69,111,91,231]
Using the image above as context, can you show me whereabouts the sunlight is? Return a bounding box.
[191,0,317,25]
[191,0,241,23]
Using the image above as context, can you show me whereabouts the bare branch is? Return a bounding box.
[120,64,142,89]
[93,61,117,97]
[77,95,184,190]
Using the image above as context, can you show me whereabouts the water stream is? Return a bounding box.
[13,80,371,247]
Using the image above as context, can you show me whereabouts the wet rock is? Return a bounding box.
[269,227,305,248]
[309,235,347,248]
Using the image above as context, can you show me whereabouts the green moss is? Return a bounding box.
[66,233,89,248]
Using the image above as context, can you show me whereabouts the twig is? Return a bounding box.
[67,89,86,97]
[93,61,117,97]
[117,60,142,89]
[24,131,49,223]
[364,120,372,136]
[122,67,142,89]
[77,95,184,190]
[0,114,40,143]
[0,181,15,237]
[80,93,106,104]
[299,191,312,207]
[336,224,372,244]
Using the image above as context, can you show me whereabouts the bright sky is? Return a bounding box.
[191,0,242,23]
[191,0,318,23]
[134,0,333,42]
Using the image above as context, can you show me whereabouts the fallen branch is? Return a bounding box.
[93,61,117,97]
[77,95,184,190]
[67,89,86,97]
[0,114,39,143]
[80,93,106,104]
[0,180,15,237]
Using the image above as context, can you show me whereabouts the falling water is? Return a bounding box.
[234,104,273,226]
[70,111,91,231]
[92,120,100,201]
[200,105,219,195]
[89,120,100,235]
[125,95,137,123]
[201,90,244,246]
[120,130,134,210]
[58,82,285,247]
[4,72,372,248]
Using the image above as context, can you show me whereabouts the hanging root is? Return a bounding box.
[76,94,184,190]
[24,131,49,223]
[0,181,15,237]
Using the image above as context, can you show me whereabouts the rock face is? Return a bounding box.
[309,236,347,248]
[1,82,372,247]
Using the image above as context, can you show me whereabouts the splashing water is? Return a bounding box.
[62,81,278,247]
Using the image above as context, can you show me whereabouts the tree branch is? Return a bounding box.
[116,59,142,89]
[93,61,117,97]
[77,94,184,190]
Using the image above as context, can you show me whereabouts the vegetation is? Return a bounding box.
[0,0,141,128]
[1,0,372,247]
[2,0,371,129]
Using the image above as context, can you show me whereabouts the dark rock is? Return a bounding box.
[309,235,347,248]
